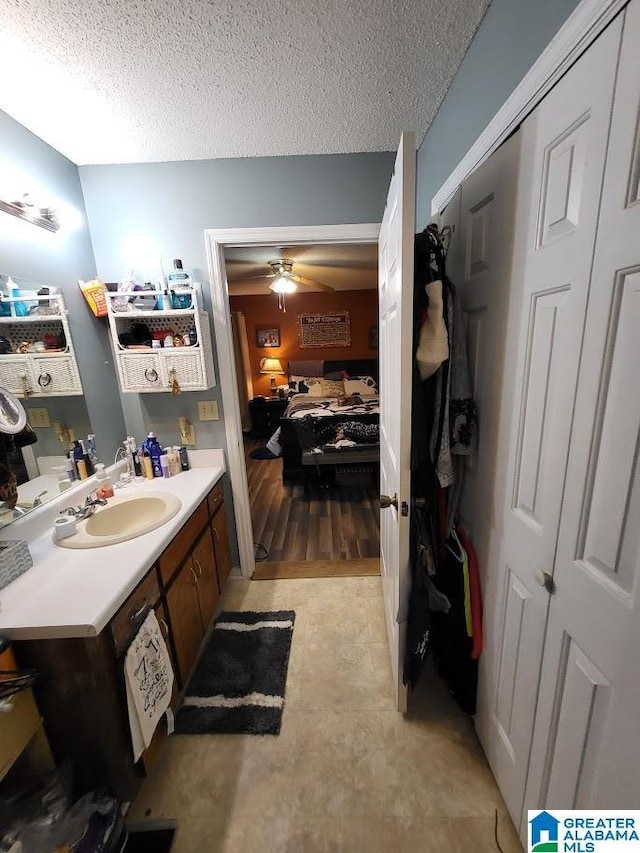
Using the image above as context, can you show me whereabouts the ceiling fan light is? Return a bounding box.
[269,276,297,294]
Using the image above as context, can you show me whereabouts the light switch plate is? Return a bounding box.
[28,408,50,428]
[198,401,219,421]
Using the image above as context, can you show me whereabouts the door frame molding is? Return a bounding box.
[430,0,627,215]
[204,223,380,578]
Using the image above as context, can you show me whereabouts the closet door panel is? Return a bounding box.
[484,16,622,837]
[524,0,640,817]
[438,134,525,826]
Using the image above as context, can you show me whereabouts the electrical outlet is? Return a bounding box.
[198,401,219,421]
[28,408,50,428]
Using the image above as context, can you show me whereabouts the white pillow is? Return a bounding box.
[344,377,378,397]
[288,375,323,396]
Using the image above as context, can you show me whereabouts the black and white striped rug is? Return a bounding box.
[175,610,295,735]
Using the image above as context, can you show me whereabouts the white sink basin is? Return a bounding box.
[55,492,182,549]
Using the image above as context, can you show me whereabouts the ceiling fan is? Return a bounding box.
[234,258,334,312]
[242,258,335,293]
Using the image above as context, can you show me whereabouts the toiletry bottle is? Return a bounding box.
[146,433,163,477]
[160,453,170,478]
[188,326,198,346]
[72,440,85,479]
[87,434,99,470]
[94,463,114,499]
[141,449,154,480]
[179,446,190,471]
[79,439,94,476]
[7,277,28,317]
[66,457,77,483]
[76,458,88,480]
[168,260,192,309]
[131,441,142,477]
[169,446,181,476]
[167,259,191,287]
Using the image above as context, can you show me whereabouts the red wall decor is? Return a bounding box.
[229,290,378,396]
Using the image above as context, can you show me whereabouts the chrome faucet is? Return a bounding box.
[61,494,107,521]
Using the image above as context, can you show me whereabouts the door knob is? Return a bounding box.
[380,493,398,510]
[534,569,555,594]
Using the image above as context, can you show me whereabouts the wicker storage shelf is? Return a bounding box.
[107,288,216,393]
[0,293,83,398]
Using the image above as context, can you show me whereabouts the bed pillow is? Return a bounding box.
[320,378,346,399]
[344,376,378,397]
[288,375,323,396]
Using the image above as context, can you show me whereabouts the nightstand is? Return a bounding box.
[249,397,288,438]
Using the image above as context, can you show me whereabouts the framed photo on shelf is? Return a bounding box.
[369,326,378,349]
[256,327,280,348]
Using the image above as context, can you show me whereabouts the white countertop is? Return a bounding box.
[0,452,225,641]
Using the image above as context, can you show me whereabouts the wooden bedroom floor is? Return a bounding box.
[245,439,381,564]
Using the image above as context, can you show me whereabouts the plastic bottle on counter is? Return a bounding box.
[141,449,154,480]
[94,463,114,499]
[168,447,181,477]
[145,433,163,478]
[160,454,170,478]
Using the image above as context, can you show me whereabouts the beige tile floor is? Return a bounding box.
[129,576,523,853]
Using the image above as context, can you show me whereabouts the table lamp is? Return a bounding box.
[259,357,284,396]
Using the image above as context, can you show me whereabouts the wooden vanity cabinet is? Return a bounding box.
[13,478,233,801]
[206,479,231,591]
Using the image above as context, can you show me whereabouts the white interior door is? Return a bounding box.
[480,17,623,830]
[378,132,415,713]
[523,0,640,817]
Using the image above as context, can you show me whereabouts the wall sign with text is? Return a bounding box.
[298,311,351,348]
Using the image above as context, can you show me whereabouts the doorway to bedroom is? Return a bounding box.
[223,241,381,577]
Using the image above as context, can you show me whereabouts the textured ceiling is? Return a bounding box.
[226,243,378,294]
[0,0,489,165]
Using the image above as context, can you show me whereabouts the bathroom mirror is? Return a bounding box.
[0,273,105,524]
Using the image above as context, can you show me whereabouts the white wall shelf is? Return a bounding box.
[106,287,216,394]
[0,292,83,398]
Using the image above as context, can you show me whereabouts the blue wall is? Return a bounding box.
[79,152,394,447]
[415,0,581,226]
[0,109,126,461]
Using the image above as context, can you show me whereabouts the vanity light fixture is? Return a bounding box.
[0,193,60,233]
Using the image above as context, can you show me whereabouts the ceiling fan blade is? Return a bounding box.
[228,273,276,283]
[290,274,335,292]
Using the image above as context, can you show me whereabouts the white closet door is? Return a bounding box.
[524,0,640,817]
[484,17,623,831]
[453,132,521,573]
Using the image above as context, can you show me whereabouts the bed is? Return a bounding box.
[279,358,380,484]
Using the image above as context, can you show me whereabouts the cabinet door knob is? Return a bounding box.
[38,371,52,388]
[212,527,219,543]
[144,368,158,383]
[194,558,203,578]
[158,617,169,637]
[189,565,198,586]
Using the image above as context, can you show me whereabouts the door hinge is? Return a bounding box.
[401,501,409,517]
